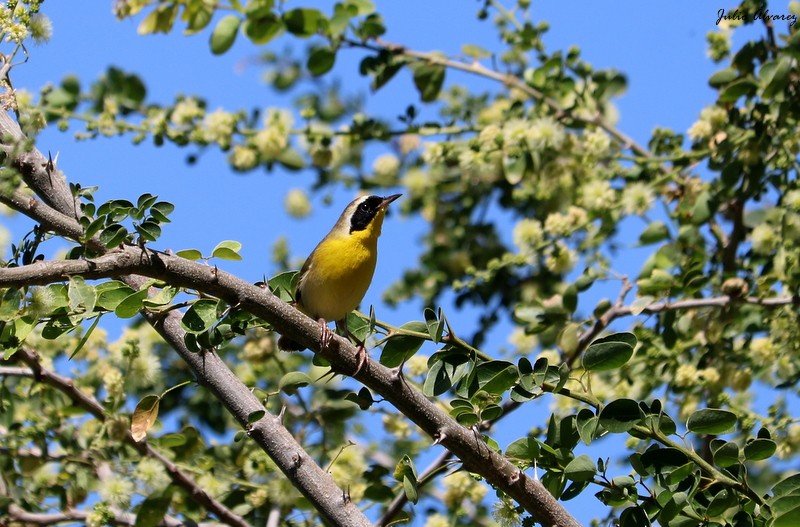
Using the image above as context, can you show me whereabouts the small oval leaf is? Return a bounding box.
[687,408,737,435]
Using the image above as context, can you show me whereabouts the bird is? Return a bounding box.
[277,193,401,372]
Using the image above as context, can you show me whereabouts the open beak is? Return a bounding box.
[379,194,402,210]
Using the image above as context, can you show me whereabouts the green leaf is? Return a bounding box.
[115,289,149,318]
[583,332,636,371]
[354,13,385,39]
[282,8,323,37]
[402,475,418,504]
[686,408,737,435]
[619,506,651,527]
[710,439,739,468]
[212,240,243,260]
[210,15,240,55]
[68,276,97,314]
[278,372,312,394]
[638,221,669,245]
[0,288,22,321]
[380,333,424,368]
[134,487,174,527]
[136,220,162,242]
[150,201,175,223]
[708,67,738,87]
[83,216,106,241]
[268,271,299,302]
[346,0,375,15]
[142,286,179,310]
[277,147,306,170]
[761,56,792,99]
[475,360,518,394]
[743,438,776,461]
[423,307,444,343]
[564,454,596,482]
[462,44,491,59]
[137,4,178,35]
[307,47,336,76]
[99,224,129,248]
[243,12,282,44]
[718,78,758,104]
[247,410,265,424]
[423,359,451,396]
[345,387,376,410]
[481,404,503,421]
[131,394,160,442]
[598,398,641,433]
[181,299,220,334]
[69,315,102,359]
[137,193,158,210]
[506,437,539,462]
[576,408,599,446]
[182,0,214,33]
[176,249,203,261]
[706,489,737,518]
[412,64,445,102]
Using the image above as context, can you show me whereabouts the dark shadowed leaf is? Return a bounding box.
[307,47,336,76]
[598,398,641,433]
[412,63,445,102]
[687,408,737,435]
[181,299,219,334]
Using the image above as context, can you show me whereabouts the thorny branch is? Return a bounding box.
[0,121,579,526]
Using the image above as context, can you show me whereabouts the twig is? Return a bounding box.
[0,228,580,527]
[4,347,251,527]
[341,36,653,160]
[573,280,798,361]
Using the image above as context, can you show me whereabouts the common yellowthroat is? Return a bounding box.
[278,193,401,371]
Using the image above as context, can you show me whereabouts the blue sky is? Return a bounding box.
[5,1,795,525]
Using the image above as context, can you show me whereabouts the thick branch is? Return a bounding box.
[0,97,580,525]
[0,111,79,217]
[0,127,373,526]
[0,243,579,527]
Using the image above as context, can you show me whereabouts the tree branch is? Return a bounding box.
[0,231,579,527]
[574,281,799,360]
[3,346,251,527]
[342,36,652,160]
[1,503,204,527]
[0,122,374,526]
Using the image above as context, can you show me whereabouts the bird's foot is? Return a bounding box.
[318,318,333,349]
[353,343,368,375]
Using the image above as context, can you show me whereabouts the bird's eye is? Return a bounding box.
[359,203,369,211]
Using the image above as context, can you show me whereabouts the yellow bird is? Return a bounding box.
[278,193,401,371]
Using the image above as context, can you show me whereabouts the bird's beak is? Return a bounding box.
[379,194,402,210]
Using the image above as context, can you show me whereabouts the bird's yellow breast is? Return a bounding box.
[296,210,386,321]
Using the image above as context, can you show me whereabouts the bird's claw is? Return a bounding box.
[353,344,368,375]
[318,318,332,350]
